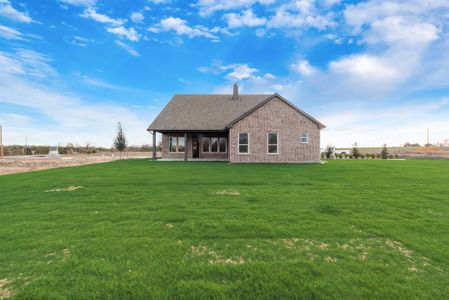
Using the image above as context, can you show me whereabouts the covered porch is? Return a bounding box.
[150,130,229,161]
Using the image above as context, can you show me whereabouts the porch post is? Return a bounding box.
[152,131,157,160]
[184,132,188,161]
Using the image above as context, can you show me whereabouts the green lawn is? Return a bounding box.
[1,160,448,299]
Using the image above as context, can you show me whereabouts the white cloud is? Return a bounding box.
[363,16,439,46]
[0,0,33,23]
[107,26,139,42]
[0,49,57,79]
[0,112,32,123]
[115,40,139,56]
[0,24,24,40]
[81,7,125,26]
[60,0,96,7]
[290,59,316,76]
[0,52,24,74]
[319,99,449,147]
[267,0,335,30]
[197,0,276,17]
[149,17,217,39]
[329,54,398,79]
[344,0,449,31]
[0,75,153,146]
[225,64,259,81]
[130,12,144,23]
[223,9,267,28]
[199,61,259,81]
[0,48,154,146]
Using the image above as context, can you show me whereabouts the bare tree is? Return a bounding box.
[381,144,389,159]
[113,122,127,159]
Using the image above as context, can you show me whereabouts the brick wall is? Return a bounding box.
[229,97,321,163]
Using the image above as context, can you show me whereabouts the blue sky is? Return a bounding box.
[0,0,448,147]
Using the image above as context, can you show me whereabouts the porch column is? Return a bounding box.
[152,131,157,160]
[184,133,188,161]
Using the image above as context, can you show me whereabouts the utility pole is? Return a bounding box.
[0,125,3,158]
[427,128,430,145]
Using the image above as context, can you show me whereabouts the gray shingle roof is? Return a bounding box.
[147,94,271,131]
[147,93,325,131]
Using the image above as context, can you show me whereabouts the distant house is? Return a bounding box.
[147,84,325,163]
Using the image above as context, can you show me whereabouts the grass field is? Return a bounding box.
[1,160,448,299]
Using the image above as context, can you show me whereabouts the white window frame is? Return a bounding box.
[267,132,279,155]
[169,136,185,153]
[238,132,250,155]
[300,132,309,144]
[202,137,227,153]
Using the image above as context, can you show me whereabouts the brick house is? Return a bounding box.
[147,84,325,163]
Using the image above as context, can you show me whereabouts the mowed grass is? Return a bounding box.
[1,160,449,299]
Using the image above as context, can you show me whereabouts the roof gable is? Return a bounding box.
[225,93,326,129]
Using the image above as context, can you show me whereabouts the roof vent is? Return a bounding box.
[232,83,239,100]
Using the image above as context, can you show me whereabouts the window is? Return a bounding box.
[178,137,185,152]
[202,137,227,153]
[169,136,185,153]
[300,132,309,144]
[267,132,278,154]
[238,133,249,154]
[169,137,177,152]
[211,138,218,152]
[202,137,210,152]
[219,138,226,153]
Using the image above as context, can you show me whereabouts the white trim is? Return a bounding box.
[300,131,309,144]
[238,132,250,155]
[267,132,279,155]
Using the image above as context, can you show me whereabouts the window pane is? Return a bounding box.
[268,133,277,144]
[239,145,248,153]
[169,137,177,152]
[300,132,309,143]
[211,138,218,152]
[178,137,185,152]
[239,133,248,144]
[219,138,226,152]
[268,145,278,154]
[202,137,210,152]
